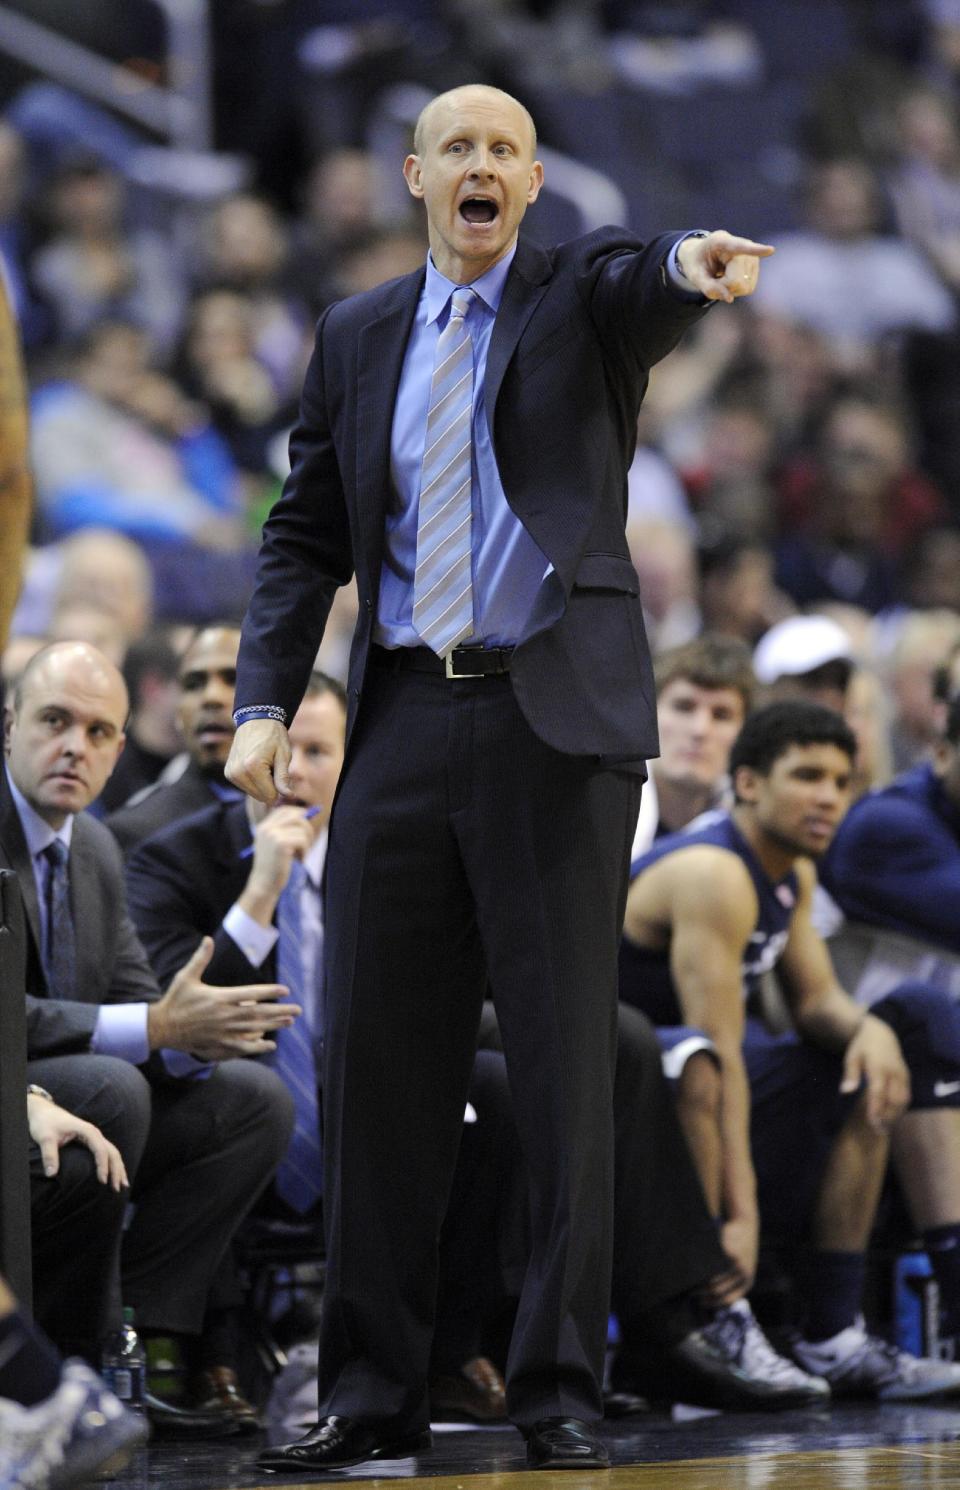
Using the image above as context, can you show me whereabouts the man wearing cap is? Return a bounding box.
[753,615,855,716]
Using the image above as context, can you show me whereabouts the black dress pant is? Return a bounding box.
[26,1053,294,1344]
[317,661,641,1429]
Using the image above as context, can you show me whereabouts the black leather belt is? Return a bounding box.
[372,644,514,678]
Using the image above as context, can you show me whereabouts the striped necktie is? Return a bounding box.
[271,861,323,1214]
[40,839,76,1002]
[412,286,477,656]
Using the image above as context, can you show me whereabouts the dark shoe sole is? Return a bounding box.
[258,1428,432,1472]
[527,1449,611,1471]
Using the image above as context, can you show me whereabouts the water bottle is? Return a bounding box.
[101,1306,146,1410]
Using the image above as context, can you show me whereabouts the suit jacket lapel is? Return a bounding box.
[355,270,425,588]
[0,782,41,954]
[484,237,552,434]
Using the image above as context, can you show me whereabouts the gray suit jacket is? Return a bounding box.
[0,768,161,1059]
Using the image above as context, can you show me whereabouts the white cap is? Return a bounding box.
[753,615,853,685]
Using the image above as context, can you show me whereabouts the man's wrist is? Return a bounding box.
[26,1084,54,1103]
[234,705,287,727]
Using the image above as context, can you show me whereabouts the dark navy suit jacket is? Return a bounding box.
[233,229,710,760]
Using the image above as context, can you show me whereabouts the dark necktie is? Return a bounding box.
[271,861,323,1214]
[41,839,76,1001]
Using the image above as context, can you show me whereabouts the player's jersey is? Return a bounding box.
[619,812,799,1025]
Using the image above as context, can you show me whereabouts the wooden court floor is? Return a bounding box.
[110,1404,960,1490]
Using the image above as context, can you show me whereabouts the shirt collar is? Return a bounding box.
[424,244,517,325]
[304,827,328,890]
[8,777,74,860]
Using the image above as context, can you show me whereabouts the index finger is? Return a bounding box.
[713,233,775,257]
[220,981,292,1004]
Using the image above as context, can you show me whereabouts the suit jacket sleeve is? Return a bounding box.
[126,822,269,991]
[234,309,356,723]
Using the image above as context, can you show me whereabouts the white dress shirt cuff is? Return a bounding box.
[91,1003,212,1078]
[224,903,279,967]
[666,233,711,301]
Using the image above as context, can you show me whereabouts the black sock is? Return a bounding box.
[803,1250,865,1343]
[923,1224,960,1338]
[0,1309,62,1407]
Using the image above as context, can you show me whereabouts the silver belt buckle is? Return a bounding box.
[445,648,482,679]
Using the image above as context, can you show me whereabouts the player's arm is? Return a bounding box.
[667,851,761,1254]
[778,861,910,1129]
[0,277,33,649]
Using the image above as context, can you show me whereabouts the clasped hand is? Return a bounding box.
[148,936,300,1061]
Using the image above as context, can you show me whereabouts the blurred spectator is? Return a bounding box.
[888,83,960,290]
[195,194,309,402]
[289,148,394,311]
[626,517,699,652]
[1,633,44,691]
[29,320,245,549]
[53,528,153,643]
[682,383,779,543]
[29,155,183,353]
[883,609,960,771]
[753,613,855,714]
[900,524,960,610]
[697,534,793,645]
[48,604,127,667]
[176,289,298,476]
[97,630,184,815]
[330,225,428,299]
[845,667,896,800]
[775,392,944,611]
[754,158,956,367]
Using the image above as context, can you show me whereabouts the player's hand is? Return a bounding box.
[226,718,292,804]
[148,937,301,1060]
[28,1094,129,1190]
[677,230,775,303]
[841,1013,911,1131]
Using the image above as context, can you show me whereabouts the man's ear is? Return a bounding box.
[527,159,544,205]
[403,154,424,200]
[733,764,760,804]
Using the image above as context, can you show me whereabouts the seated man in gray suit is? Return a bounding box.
[4,640,296,1433]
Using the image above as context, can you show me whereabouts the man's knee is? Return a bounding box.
[208,1059,295,1164]
[27,1054,152,1171]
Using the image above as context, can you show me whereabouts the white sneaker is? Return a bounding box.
[702,1300,830,1402]
[790,1316,960,1401]
[0,1359,148,1490]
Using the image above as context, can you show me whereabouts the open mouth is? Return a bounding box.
[459,198,498,225]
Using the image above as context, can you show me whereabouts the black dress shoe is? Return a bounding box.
[524,1417,610,1470]
[613,1326,828,1412]
[256,1416,432,1472]
[144,1389,240,1437]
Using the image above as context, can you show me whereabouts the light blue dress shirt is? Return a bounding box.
[375,246,551,650]
[9,780,206,1077]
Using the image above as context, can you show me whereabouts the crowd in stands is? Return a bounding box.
[9,0,960,1480]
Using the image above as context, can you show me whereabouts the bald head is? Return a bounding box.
[413,85,537,159]
[7,642,129,826]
